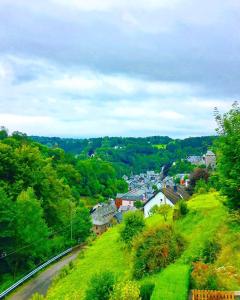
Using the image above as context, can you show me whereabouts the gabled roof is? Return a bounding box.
[116,189,145,201]
[206,150,215,156]
[91,202,116,226]
[143,186,190,207]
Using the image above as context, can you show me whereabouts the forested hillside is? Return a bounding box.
[0,130,127,292]
[31,135,217,175]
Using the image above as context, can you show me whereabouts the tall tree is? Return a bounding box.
[214,102,240,208]
[13,188,49,277]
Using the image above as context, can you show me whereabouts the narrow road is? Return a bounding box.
[8,248,81,300]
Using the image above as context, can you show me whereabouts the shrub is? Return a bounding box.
[201,239,221,264]
[120,211,145,246]
[174,200,189,220]
[85,271,115,300]
[178,200,188,216]
[134,200,144,208]
[191,262,218,290]
[133,224,185,279]
[110,281,141,300]
[140,282,155,300]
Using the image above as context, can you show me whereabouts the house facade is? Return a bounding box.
[91,201,117,235]
[143,187,189,218]
[115,189,146,208]
[144,191,173,217]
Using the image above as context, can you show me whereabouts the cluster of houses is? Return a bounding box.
[91,170,189,235]
[91,150,216,235]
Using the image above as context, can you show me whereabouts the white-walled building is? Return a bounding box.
[144,191,174,218]
[143,187,189,218]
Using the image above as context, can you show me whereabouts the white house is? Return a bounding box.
[143,187,189,218]
[144,191,173,218]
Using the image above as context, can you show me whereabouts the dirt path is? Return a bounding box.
[8,249,80,300]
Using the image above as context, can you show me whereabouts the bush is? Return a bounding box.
[178,200,188,215]
[140,282,155,300]
[201,239,221,264]
[120,211,145,246]
[174,200,189,219]
[191,262,218,290]
[110,281,141,300]
[134,200,144,208]
[85,271,115,300]
[133,224,185,279]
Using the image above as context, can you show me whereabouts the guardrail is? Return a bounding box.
[0,247,73,299]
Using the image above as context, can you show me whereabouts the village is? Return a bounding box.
[91,150,216,235]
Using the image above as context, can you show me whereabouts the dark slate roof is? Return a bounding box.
[91,202,116,226]
[116,189,145,201]
[143,186,190,207]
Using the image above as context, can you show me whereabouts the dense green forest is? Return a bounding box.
[0,130,127,291]
[32,135,217,175]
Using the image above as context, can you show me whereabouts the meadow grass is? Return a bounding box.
[46,227,131,300]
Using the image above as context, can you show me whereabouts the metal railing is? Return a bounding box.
[0,247,73,299]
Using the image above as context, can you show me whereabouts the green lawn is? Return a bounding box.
[46,192,239,300]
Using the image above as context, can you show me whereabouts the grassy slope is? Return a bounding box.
[46,193,239,300]
[47,227,131,300]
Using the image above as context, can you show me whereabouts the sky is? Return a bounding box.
[0,0,239,138]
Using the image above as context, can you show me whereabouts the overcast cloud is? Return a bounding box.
[0,0,239,137]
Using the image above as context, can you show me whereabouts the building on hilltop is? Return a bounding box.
[203,150,216,168]
[187,150,216,169]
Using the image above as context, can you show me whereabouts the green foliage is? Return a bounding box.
[174,200,189,220]
[188,168,209,194]
[32,135,216,175]
[0,132,121,286]
[191,262,218,290]
[200,239,221,264]
[15,188,50,267]
[214,102,240,208]
[177,200,189,217]
[134,200,143,208]
[72,206,92,244]
[133,224,185,279]
[0,126,8,140]
[168,160,194,176]
[150,204,172,221]
[194,178,209,194]
[85,271,115,300]
[140,282,155,300]
[120,211,145,246]
[110,281,141,300]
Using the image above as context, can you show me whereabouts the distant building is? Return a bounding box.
[115,189,146,208]
[187,155,204,165]
[91,201,117,235]
[187,150,216,169]
[203,150,216,169]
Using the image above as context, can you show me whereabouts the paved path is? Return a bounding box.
[8,249,80,300]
